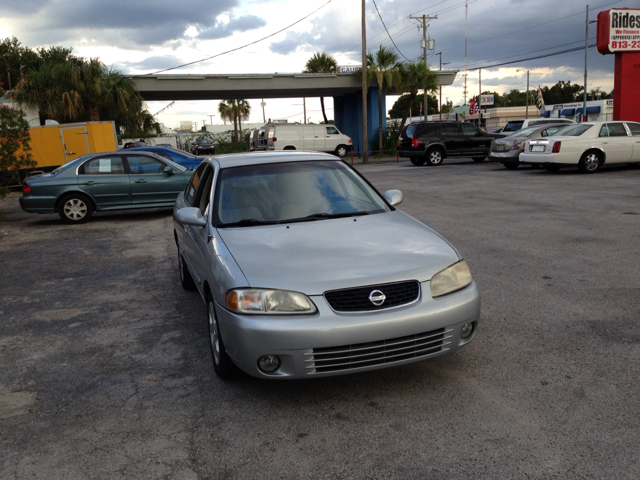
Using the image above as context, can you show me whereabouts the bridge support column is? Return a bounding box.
[333,87,385,157]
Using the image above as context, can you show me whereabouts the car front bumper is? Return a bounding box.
[215,280,481,379]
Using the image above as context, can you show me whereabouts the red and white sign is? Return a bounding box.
[597,8,640,54]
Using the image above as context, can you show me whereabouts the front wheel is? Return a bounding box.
[425,148,444,166]
[334,145,348,158]
[58,193,94,224]
[578,151,602,173]
[410,157,426,166]
[178,252,196,291]
[207,297,236,380]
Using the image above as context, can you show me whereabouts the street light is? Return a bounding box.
[516,69,530,119]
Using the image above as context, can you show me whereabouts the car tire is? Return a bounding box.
[503,161,520,170]
[472,157,486,162]
[335,145,348,158]
[410,157,426,166]
[178,252,196,291]
[543,165,562,172]
[425,147,444,166]
[207,295,236,380]
[578,150,602,174]
[58,193,94,224]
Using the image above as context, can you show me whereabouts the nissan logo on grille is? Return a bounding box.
[369,290,386,306]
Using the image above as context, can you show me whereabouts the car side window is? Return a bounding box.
[599,125,610,137]
[80,156,125,175]
[127,155,166,174]
[460,123,480,136]
[195,167,214,216]
[326,126,339,135]
[626,123,640,136]
[185,163,208,206]
[441,124,460,136]
[153,151,172,161]
[607,123,628,137]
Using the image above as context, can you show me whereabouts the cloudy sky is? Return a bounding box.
[0,0,624,129]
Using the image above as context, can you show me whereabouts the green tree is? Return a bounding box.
[218,99,251,145]
[304,52,338,124]
[389,93,439,119]
[395,61,438,137]
[541,81,583,105]
[0,104,35,197]
[365,46,402,153]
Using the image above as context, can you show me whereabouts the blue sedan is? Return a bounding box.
[124,146,208,170]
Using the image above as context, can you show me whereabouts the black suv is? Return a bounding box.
[190,138,216,155]
[397,121,504,166]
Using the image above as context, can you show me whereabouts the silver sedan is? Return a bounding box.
[173,152,480,380]
[488,124,567,169]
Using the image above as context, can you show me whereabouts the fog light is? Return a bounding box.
[460,322,474,339]
[258,355,280,373]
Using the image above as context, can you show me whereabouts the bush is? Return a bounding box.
[0,105,35,197]
[368,121,401,155]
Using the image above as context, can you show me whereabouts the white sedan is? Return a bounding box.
[520,121,640,173]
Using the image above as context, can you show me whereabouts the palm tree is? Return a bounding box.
[218,99,251,145]
[396,61,439,138]
[365,46,402,153]
[304,52,338,123]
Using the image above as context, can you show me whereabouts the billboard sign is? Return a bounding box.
[338,65,361,74]
[480,95,494,106]
[597,8,640,54]
[180,121,192,131]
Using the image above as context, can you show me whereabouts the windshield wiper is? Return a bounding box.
[219,218,279,228]
[284,211,370,223]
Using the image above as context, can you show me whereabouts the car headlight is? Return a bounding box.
[226,289,317,315]
[430,260,473,298]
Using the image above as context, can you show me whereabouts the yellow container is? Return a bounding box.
[26,121,118,169]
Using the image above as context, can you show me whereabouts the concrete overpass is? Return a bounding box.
[132,71,459,153]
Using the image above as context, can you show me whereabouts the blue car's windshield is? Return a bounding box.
[214,161,390,227]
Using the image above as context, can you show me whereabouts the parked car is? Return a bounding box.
[265,123,352,158]
[122,141,148,148]
[124,146,206,170]
[488,124,568,169]
[20,151,192,224]
[249,126,267,151]
[520,121,640,173]
[173,151,480,380]
[397,121,504,165]
[190,138,216,155]
[500,117,574,134]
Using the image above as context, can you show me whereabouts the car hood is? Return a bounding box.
[216,210,460,295]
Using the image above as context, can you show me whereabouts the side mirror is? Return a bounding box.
[174,207,206,227]
[163,166,174,175]
[384,189,404,206]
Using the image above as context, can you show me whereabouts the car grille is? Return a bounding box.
[306,328,452,374]
[324,281,420,313]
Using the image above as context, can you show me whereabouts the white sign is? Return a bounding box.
[180,121,192,131]
[480,95,494,106]
[607,9,640,52]
[99,159,111,173]
[338,65,361,74]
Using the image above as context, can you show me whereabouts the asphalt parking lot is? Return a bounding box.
[1,157,639,479]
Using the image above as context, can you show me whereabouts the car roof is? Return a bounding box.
[212,151,338,169]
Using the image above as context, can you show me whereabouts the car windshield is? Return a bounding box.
[214,160,390,227]
[551,124,593,136]
[195,139,211,144]
[503,121,524,132]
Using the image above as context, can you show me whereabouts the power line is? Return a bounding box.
[372,0,412,61]
[136,0,333,76]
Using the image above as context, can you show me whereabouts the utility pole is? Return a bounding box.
[410,15,437,120]
[207,114,215,125]
[362,0,368,164]
[261,99,266,123]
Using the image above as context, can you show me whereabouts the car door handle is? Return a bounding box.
[135,179,147,183]
[81,181,95,185]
